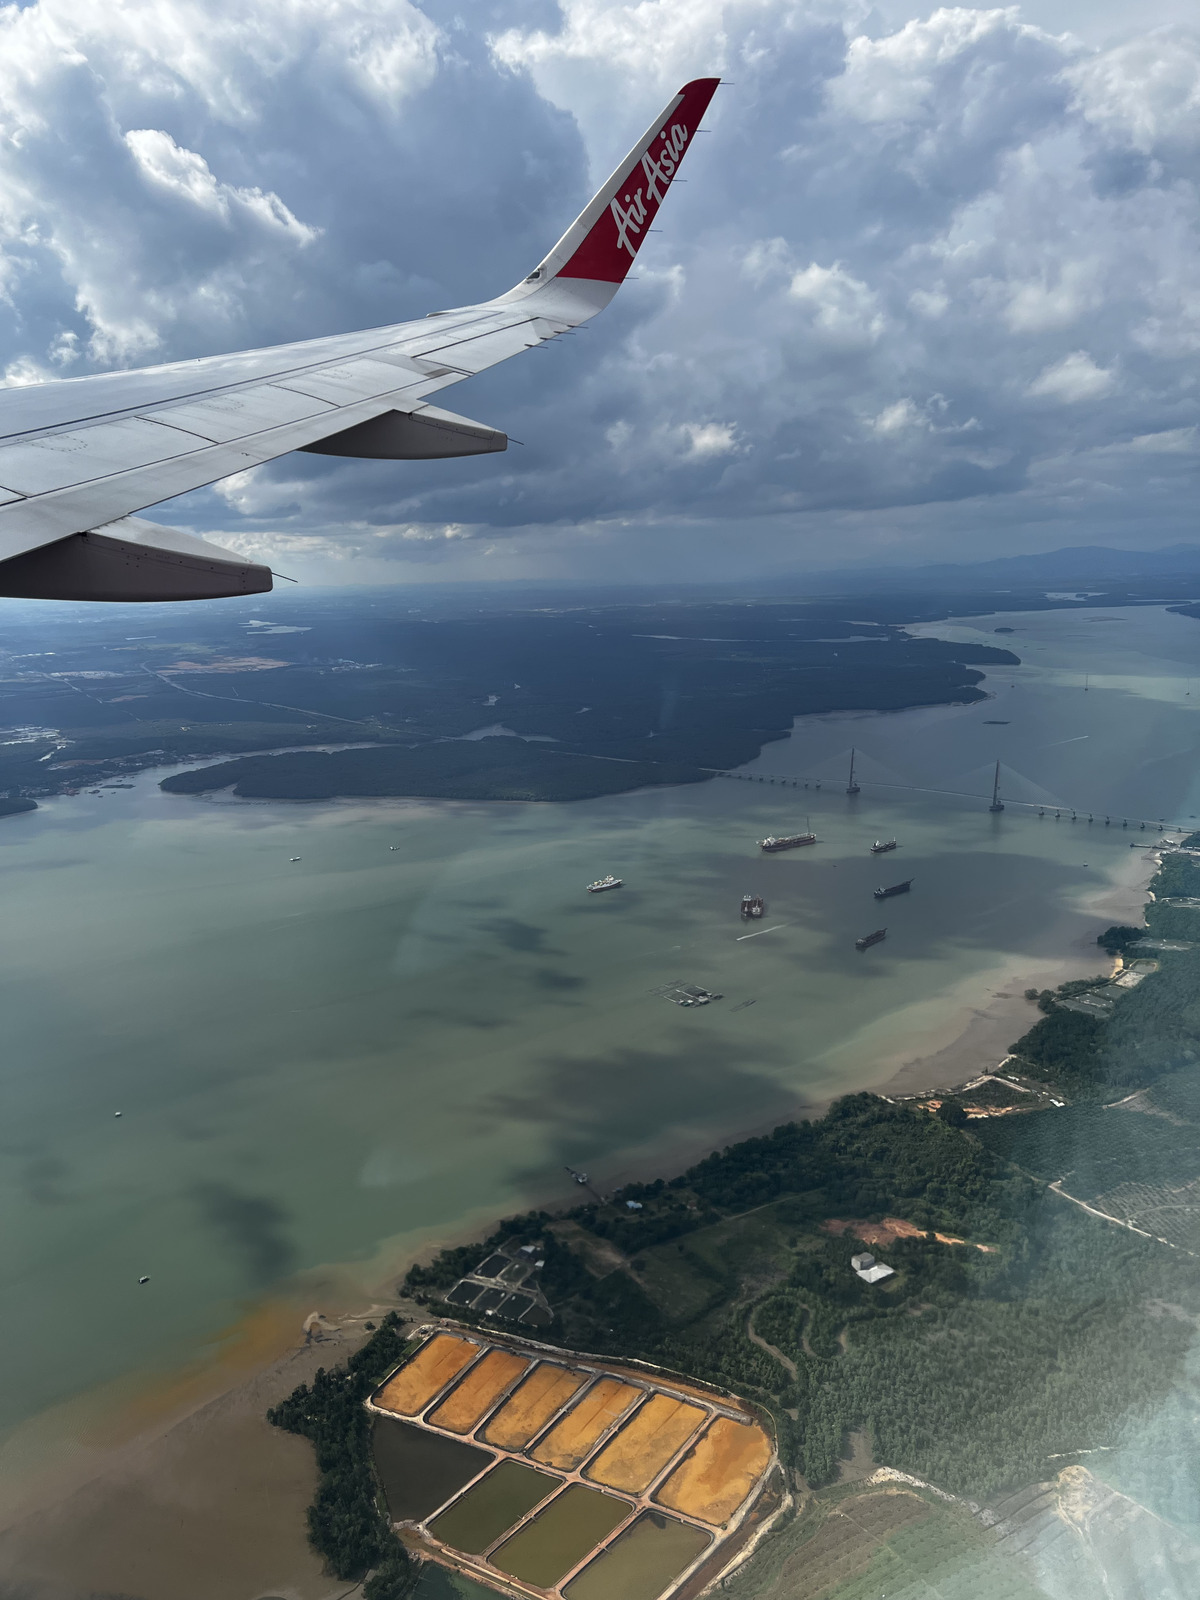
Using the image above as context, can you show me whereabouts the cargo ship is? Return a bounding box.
[870,839,898,854]
[758,831,816,852]
[587,875,623,893]
[874,879,912,900]
[741,894,766,919]
[855,928,887,951]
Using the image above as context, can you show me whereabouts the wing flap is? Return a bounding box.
[0,516,271,601]
[301,403,506,459]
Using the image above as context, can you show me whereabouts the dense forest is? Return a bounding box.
[0,592,1018,802]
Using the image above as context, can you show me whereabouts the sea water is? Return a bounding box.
[1,605,1198,1451]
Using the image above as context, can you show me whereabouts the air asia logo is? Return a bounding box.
[610,123,690,257]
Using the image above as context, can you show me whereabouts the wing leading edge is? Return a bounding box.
[0,77,719,601]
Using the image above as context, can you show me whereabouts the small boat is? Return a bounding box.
[874,880,913,900]
[587,875,623,893]
[740,894,765,919]
[870,839,898,854]
[856,928,887,951]
[290,857,301,862]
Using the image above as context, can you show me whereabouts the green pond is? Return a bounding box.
[372,1417,492,1523]
[564,1511,712,1600]
[491,1483,631,1587]
[429,1460,561,1554]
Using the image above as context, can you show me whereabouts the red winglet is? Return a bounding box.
[556,78,720,285]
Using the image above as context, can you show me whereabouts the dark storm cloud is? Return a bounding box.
[0,0,1198,576]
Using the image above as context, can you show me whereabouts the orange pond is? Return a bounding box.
[656,1417,771,1526]
[482,1363,587,1451]
[585,1394,705,1494]
[373,1333,479,1418]
[427,1349,531,1435]
[531,1378,640,1472]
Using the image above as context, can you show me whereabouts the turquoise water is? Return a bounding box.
[1,604,1198,1442]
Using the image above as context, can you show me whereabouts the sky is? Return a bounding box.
[0,0,1197,586]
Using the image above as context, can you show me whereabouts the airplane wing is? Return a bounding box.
[0,77,719,602]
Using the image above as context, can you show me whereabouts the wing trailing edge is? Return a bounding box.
[0,517,271,601]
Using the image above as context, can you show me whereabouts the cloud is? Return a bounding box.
[1027,350,1118,403]
[0,0,1196,581]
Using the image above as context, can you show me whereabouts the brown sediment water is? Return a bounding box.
[530,1378,639,1471]
[584,1394,705,1494]
[372,1417,493,1522]
[491,1484,631,1589]
[564,1511,712,1600]
[427,1349,530,1434]
[374,1333,479,1418]
[427,1460,560,1554]
[482,1363,587,1451]
[655,1416,771,1526]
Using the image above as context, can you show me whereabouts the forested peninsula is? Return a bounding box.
[157,603,1014,802]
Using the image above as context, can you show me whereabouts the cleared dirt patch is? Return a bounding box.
[531,1378,640,1472]
[482,1362,588,1451]
[656,1416,771,1527]
[427,1348,531,1434]
[374,1332,479,1417]
[585,1394,705,1494]
[822,1216,995,1251]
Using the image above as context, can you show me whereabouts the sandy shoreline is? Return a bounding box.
[0,846,1162,1599]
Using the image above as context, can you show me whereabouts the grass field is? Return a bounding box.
[635,1203,799,1325]
[727,1485,1049,1600]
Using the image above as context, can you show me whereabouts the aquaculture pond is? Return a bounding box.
[564,1512,712,1600]
[372,1417,492,1522]
[428,1461,559,1555]
[491,1484,630,1588]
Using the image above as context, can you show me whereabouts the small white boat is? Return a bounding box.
[587,875,623,893]
[290,857,301,862]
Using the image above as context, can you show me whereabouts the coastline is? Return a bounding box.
[0,843,1163,1600]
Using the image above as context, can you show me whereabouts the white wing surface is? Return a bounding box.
[0,78,719,602]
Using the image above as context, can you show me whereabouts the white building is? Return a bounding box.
[851,1251,895,1284]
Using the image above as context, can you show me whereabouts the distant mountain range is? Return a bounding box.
[804,544,1200,593]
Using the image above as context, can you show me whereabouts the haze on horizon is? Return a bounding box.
[0,0,1197,588]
